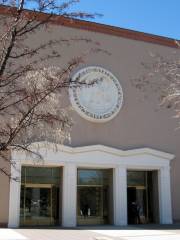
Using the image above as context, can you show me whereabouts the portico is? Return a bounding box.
[8,142,174,228]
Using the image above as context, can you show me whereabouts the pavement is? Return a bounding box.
[1,225,180,240]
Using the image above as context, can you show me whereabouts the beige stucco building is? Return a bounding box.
[0,5,180,228]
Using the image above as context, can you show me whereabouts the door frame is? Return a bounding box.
[20,183,53,226]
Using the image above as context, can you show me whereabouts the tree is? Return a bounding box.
[132,41,180,126]
[0,0,102,179]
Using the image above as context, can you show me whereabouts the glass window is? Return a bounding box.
[78,169,110,186]
[127,171,146,187]
[21,166,61,185]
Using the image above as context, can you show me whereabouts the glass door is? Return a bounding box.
[25,184,51,225]
[20,184,59,226]
[20,166,61,226]
[77,169,113,225]
[77,186,105,225]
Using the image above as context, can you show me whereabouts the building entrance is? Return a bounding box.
[77,169,113,225]
[20,167,61,226]
[127,171,159,224]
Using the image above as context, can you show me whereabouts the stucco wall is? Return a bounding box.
[0,17,180,223]
[44,25,179,221]
[0,151,10,226]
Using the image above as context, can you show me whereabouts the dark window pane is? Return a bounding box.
[21,167,60,184]
[127,171,146,187]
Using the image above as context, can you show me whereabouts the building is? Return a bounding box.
[0,5,179,228]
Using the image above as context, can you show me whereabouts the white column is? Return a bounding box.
[8,161,21,228]
[158,166,172,224]
[62,163,77,227]
[113,166,127,226]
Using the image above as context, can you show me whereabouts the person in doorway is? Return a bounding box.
[82,204,89,218]
[130,201,141,224]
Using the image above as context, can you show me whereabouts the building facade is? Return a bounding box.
[0,6,179,227]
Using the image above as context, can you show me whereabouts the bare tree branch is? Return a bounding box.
[0,1,104,179]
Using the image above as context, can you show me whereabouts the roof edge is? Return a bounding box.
[12,141,175,161]
[0,4,179,49]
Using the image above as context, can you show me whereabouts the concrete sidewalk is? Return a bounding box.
[1,225,180,240]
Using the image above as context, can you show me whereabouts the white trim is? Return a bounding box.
[62,163,77,227]
[17,142,174,160]
[158,166,173,224]
[8,161,21,228]
[8,142,174,227]
[114,167,127,226]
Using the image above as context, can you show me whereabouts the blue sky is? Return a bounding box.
[69,0,180,39]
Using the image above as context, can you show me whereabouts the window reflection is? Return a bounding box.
[127,171,146,187]
[20,167,61,226]
[78,169,110,185]
[77,169,113,225]
[21,167,61,185]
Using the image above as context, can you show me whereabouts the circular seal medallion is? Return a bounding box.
[69,66,123,122]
